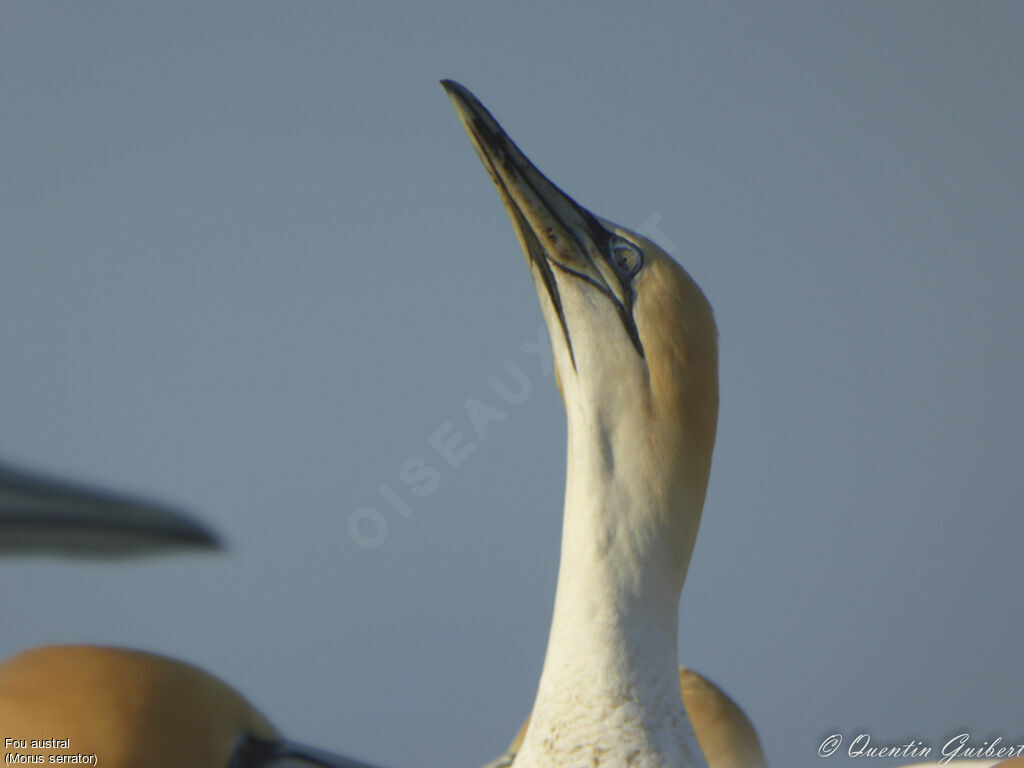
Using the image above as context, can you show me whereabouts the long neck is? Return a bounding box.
[514,408,708,768]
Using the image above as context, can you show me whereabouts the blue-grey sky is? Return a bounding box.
[2,3,1022,767]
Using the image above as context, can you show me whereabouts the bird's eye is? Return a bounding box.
[610,240,644,277]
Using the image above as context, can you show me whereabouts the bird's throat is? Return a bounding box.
[514,417,708,768]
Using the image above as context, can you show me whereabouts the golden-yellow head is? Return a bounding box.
[443,80,718,516]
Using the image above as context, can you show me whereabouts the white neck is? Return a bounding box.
[514,403,708,768]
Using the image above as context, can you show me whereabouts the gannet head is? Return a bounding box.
[0,645,381,768]
[0,646,278,766]
[443,81,718,577]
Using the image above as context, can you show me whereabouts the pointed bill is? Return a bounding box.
[227,733,391,768]
[441,79,644,364]
[0,462,220,557]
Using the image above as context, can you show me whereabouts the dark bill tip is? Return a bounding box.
[0,462,222,558]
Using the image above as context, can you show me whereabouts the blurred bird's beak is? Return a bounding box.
[0,462,220,558]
